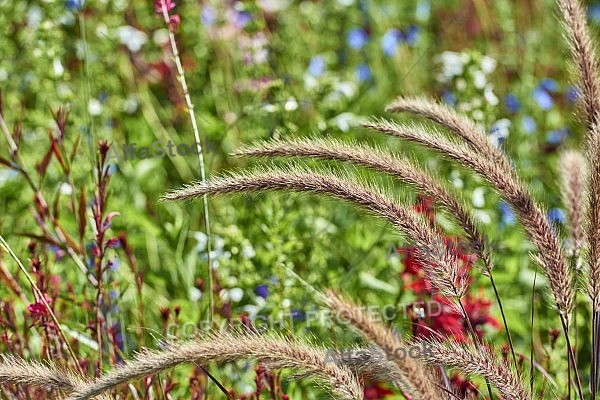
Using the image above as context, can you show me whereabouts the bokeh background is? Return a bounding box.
[1,0,599,398]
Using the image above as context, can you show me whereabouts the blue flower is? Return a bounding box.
[255,284,268,299]
[308,56,325,77]
[539,78,558,93]
[498,201,516,226]
[65,0,85,11]
[548,208,566,224]
[533,87,554,110]
[48,244,66,262]
[233,10,251,28]
[201,5,217,26]
[291,309,305,322]
[381,29,401,57]
[355,63,372,82]
[505,94,520,113]
[441,90,456,107]
[402,24,420,46]
[347,28,368,50]
[546,128,569,145]
[566,86,580,103]
[522,116,537,134]
[590,5,600,25]
[108,258,120,271]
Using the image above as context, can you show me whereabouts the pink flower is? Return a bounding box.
[28,294,53,317]
[169,14,180,31]
[154,0,175,15]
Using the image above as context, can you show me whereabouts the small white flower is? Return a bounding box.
[27,6,43,28]
[0,69,7,81]
[473,70,486,89]
[189,287,202,302]
[227,288,244,302]
[258,0,292,12]
[192,231,208,251]
[337,81,357,98]
[96,23,108,39]
[262,103,277,112]
[451,170,463,189]
[59,183,73,195]
[123,95,139,114]
[242,304,260,319]
[284,97,298,111]
[242,245,256,259]
[484,84,499,105]
[214,237,225,251]
[473,187,485,208]
[116,25,147,53]
[435,51,465,82]
[332,112,365,132]
[53,59,64,77]
[480,56,497,74]
[88,99,102,116]
[456,78,467,91]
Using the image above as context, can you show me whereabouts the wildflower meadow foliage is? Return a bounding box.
[1,0,600,399]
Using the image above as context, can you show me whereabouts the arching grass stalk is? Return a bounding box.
[157,0,214,324]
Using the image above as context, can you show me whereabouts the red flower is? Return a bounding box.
[364,381,394,399]
[399,237,474,296]
[461,290,501,338]
[28,293,52,317]
[450,373,479,398]
[412,293,499,342]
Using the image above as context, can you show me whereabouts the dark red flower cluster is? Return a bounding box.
[363,381,394,400]
[400,195,499,343]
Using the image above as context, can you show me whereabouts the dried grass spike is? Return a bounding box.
[67,332,363,400]
[325,290,448,399]
[559,150,586,255]
[417,339,531,400]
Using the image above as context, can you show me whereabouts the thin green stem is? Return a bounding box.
[560,315,584,400]
[486,258,519,377]
[77,12,96,171]
[593,309,599,400]
[158,1,213,325]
